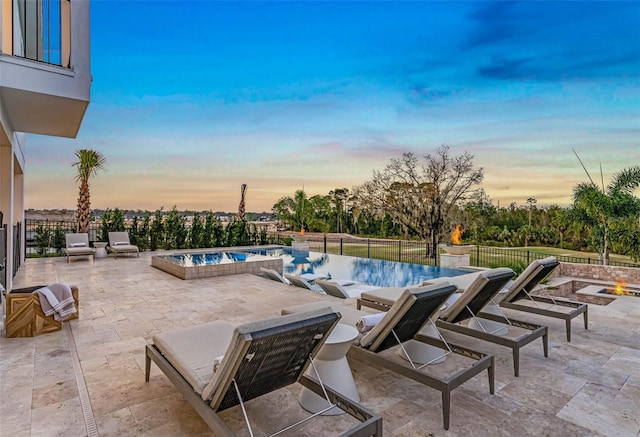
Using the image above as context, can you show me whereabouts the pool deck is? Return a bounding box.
[1,252,640,436]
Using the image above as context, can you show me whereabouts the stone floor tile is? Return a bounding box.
[2,253,640,437]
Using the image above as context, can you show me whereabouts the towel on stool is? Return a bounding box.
[355,312,386,333]
[36,283,77,322]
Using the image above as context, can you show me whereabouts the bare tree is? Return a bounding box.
[355,145,483,254]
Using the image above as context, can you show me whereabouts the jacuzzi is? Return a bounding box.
[151,250,282,280]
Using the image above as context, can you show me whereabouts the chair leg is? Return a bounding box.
[584,308,588,330]
[441,389,451,430]
[513,347,520,377]
[566,319,572,342]
[543,331,549,357]
[488,356,495,394]
[145,348,151,382]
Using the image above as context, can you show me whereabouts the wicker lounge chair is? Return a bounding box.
[259,267,290,284]
[499,256,587,342]
[63,233,95,262]
[359,268,549,377]
[284,273,323,292]
[145,308,382,436]
[282,283,496,430]
[107,231,139,258]
[315,279,386,299]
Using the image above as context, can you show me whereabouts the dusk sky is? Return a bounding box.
[26,1,640,213]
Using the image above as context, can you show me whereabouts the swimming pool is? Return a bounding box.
[247,248,471,287]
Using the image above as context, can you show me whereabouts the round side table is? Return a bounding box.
[93,242,108,259]
[299,323,360,415]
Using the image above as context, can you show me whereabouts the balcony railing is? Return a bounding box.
[3,0,71,67]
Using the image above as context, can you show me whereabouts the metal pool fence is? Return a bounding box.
[23,219,640,270]
[274,234,640,270]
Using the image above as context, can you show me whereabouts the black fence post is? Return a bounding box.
[323,235,327,253]
[527,250,530,265]
[340,238,343,255]
[367,239,370,259]
[476,245,480,267]
[398,240,402,262]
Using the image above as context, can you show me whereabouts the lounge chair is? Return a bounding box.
[282,283,495,430]
[63,233,95,262]
[145,308,382,436]
[283,273,323,292]
[360,268,548,377]
[259,267,290,284]
[107,231,139,258]
[498,256,587,342]
[315,279,385,299]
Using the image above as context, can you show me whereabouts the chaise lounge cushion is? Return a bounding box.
[152,321,235,396]
[64,247,94,255]
[439,267,515,324]
[501,256,559,303]
[202,308,338,408]
[63,233,95,261]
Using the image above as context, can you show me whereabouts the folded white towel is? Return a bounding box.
[36,283,76,322]
[212,355,224,373]
[355,312,386,333]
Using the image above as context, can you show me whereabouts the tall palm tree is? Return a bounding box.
[72,149,106,233]
[572,166,640,264]
[238,184,247,221]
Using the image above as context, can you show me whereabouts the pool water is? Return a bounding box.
[246,248,470,288]
[163,251,252,267]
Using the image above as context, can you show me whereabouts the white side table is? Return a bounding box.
[93,242,108,259]
[299,323,360,415]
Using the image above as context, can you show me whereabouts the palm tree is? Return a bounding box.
[238,184,247,221]
[72,149,106,233]
[572,166,640,264]
[525,197,537,247]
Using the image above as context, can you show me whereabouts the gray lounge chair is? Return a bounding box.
[315,279,385,299]
[435,268,548,377]
[499,256,587,342]
[63,233,95,262]
[145,308,382,436]
[283,273,323,292]
[360,268,548,377]
[107,231,139,258]
[259,267,290,284]
[282,283,495,430]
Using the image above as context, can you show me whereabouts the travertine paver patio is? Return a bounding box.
[1,252,639,436]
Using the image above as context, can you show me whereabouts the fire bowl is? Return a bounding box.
[439,244,476,255]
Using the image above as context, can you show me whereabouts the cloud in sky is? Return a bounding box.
[25,1,640,212]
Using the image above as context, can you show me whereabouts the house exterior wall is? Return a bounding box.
[0,0,91,290]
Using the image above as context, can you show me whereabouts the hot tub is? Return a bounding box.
[151,251,282,280]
